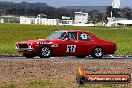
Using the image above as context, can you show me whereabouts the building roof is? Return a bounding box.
[117,20,132,24]
[74,12,88,14]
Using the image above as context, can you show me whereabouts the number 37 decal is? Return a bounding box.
[66,45,76,53]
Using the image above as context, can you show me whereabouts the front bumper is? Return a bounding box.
[16,48,35,52]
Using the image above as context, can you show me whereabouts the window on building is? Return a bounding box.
[83,14,86,16]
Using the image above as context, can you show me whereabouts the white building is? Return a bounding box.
[59,16,73,25]
[74,12,88,24]
[20,14,59,25]
[35,18,59,25]
[116,20,132,26]
[35,14,47,24]
[107,17,127,26]
[19,12,94,26]
[20,16,35,24]
[0,19,4,23]
[42,19,59,25]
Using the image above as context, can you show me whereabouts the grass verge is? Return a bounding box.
[0,81,131,88]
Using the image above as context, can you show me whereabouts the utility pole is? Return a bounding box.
[111,0,120,18]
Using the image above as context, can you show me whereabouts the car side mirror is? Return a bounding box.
[89,38,94,41]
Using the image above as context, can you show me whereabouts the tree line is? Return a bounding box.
[0,1,131,23]
[0,1,75,19]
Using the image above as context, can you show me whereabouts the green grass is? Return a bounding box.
[0,23,132,55]
[0,81,131,88]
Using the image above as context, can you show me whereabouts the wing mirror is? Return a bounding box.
[89,38,94,41]
[87,38,93,41]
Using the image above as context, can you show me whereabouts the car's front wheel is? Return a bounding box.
[91,47,104,58]
[39,47,52,58]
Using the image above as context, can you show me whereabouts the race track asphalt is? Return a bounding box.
[0,56,132,61]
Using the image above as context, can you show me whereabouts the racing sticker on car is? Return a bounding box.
[37,42,53,44]
[66,45,76,53]
[80,33,88,40]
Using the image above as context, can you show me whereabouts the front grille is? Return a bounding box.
[19,44,28,48]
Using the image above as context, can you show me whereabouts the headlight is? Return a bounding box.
[16,44,18,49]
[29,44,32,49]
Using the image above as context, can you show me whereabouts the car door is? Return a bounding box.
[77,32,94,55]
[53,32,77,56]
[64,32,78,56]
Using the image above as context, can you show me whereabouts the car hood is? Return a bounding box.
[17,39,53,44]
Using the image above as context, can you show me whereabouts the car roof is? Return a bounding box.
[57,30,88,32]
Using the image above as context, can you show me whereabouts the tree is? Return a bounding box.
[102,13,107,23]
[89,10,100,23]
[106,6,113,17]
[119,7,131,19]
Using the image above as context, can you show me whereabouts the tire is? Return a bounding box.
[91,47,104,58]
[76,56,86,58]
[23,53,35,58]
[76,76,86,85]
[39,47,52,58]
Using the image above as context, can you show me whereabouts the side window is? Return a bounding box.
[57,32,67,40]
[79,33,92,41]
[60,32,67,39]
[68,32,77,40]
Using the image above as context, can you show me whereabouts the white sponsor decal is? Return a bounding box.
[80,33,88,40]
[37,42,53,44]
[66,45,76,53]
[51,44,59,47]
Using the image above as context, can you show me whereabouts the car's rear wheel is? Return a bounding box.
[39,47,52,58]
[92,47,104,58]
[23,53,35,58]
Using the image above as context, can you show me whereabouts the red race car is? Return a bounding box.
[16,30,117,58]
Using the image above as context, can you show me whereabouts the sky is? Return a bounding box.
[0,0,131,8]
